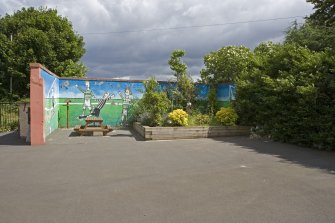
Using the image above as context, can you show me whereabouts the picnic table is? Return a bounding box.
[74,116,113,136]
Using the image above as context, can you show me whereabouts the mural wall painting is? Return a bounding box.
[41,69,59,137]
[57,79,235,128]
[119,87,133,126]
[74,81,116,119]
[30,64,236,145]
[58,79,142,128]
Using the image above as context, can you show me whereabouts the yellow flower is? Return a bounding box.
[168,109,189,126]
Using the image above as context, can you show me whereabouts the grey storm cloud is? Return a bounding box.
[0,0,314,80]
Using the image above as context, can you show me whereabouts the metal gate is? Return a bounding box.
[0,102,19,132]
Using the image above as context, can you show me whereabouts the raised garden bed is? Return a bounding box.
[133,122,251,140]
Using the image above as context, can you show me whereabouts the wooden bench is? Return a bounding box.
[74,124,113,136]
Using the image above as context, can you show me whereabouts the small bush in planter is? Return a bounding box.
[215,107,238,126]
[193,114,210,125]
[134,77,171,126]
[168,109,188,126]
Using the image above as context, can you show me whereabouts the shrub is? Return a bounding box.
[168,109,188,126]
[168,50,196,109]
[215,107,238,126]
[193,114,210,125]
[235,43,335,150]
[135,77,171,126]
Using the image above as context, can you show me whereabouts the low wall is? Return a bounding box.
[133,122,250,140]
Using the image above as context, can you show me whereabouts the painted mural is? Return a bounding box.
[41,69,59,136]
[33,65,236,140]
[217,83,236,107]
[58,79,144,127]
[56,79,236,128]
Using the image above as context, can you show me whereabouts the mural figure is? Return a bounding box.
[50,88,55,112]
[75,81,95,118]
[61,80,70,89]
[90,92,115,117]
[45,80,57,120]
[229,85,236,100]
[119,87,133,126]
[57,79,235,128]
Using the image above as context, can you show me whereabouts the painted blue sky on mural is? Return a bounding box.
[59,79,145,99]
[58,79,234,101]
[217,84,236,101]
[41,69,59,99]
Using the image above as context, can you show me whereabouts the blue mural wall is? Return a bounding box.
[40,69,59,136]
[36,75,235,128]
[56,79,235,127]
[217,84,236,101]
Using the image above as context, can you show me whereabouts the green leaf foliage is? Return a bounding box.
[168,109,189,126]
[192,114,210,125]
[201,46,253,115]
[215,107,238,126]
[286,22,335,52]
[168,50,187,77]
[135,77,171,127]
[234,42,335,149]
[307,0,335,26]
[0,7,87,98]
[168,49,195,109]
[201,46,254,84]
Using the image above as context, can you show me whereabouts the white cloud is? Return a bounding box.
[0,0,314,79]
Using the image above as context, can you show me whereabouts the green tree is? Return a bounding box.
[200,46,253,114]
[135,77,171,127]
[307,0,335,26]
[168,50,187,77]
[0,7,87,98]
[200,46,253,84]
[286,0,335,52]
[234,42,335,149]
[285,21,335,52]
[0,34,10,97]
[168,50,195,110]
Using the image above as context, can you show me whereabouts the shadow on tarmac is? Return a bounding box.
[67,127,145,141]
[0,131,29,146]
[212,136,335,174]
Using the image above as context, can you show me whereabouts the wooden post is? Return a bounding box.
[65,100,71,128]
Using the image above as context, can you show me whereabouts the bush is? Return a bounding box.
[135,77,171,127]
[234,43,335,150]
[193,114,210,125]
[215,107,238,126]
[168,109,188,126]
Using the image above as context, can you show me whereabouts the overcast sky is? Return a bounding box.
[0,0,314,80]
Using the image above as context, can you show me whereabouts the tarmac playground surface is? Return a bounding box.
[0,128,335,223]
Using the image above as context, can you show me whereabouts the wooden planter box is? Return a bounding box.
[133,122,251,140]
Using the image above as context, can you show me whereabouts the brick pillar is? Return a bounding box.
[30,63,45,145]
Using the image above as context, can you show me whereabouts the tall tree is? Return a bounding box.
[200,46,253,84]
[285,21,335,52]
[168,50,195,109]
[0,7,87,99]
[200,46,253,113]
[307,0,335,26]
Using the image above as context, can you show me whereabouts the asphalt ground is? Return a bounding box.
[0,129,335,223]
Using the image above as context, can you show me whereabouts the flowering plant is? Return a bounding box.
[215,107,238,126]
[168,109,188,126]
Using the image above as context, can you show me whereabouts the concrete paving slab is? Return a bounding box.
[0,129,334,223]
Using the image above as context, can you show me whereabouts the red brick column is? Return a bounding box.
[30,63,45,145]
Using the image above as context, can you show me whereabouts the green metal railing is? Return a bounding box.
[0,102,19,132]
